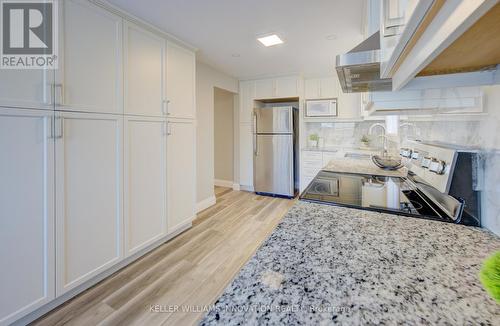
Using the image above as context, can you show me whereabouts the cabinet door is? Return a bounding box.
[337,79,361,119]
[0,109,55,325]
[124,116,167,256]
[57,0,123,113]
[304,79,320,99]
[239,124,254,187]
[0,70,53,110]
[319,77,339,99]
[275,76,300,98]
[239,80,255,124]
[255,79,275,99]
[124,22,165,117]
[166,42,196,119]
[167,121,196,232]
[55,112,123,295]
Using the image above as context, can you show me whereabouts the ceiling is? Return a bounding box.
[107,0,365,79]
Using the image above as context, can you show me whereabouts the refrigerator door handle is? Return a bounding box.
[254,134,258,156]
[253,112,258,156]
[253,112,258,133]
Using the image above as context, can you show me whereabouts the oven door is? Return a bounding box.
[305,99,337,117]
[308,177,339,196]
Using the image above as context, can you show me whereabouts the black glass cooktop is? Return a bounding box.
[300,170,454,222]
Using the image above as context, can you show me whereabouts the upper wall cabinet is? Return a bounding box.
[0,71,53,111]
[364,86,483,116]
[239,80,256,124]
[304,77,338,99]
[275,76,302,98]
[57,0,123,114]
[254,76,302,100]
[255,79,275,99]
[124,22,166,117]
[166,42,196,119]
[378,0,500,90]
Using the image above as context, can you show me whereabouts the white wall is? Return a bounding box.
[196,61,238,207]
[214,87,234,183]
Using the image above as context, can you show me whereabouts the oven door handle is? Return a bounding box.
[452,197,465,224]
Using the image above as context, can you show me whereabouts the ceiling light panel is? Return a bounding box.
[257,34,284,47]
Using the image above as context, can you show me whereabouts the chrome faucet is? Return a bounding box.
[377,134,389,156]
[369,123,388,156]
[368,123,386,135]
[400,122,421,140]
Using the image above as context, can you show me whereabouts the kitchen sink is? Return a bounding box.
[344,152,372,159]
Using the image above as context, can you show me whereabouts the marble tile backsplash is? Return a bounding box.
[401,120,483,147]
[304,121,385,149]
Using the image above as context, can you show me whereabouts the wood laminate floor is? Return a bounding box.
[32,187,295,326]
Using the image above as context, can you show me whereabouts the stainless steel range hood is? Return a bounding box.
[336,32,392,93]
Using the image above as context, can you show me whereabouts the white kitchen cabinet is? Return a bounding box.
[166,42,196,119]
[0,70,53,111]
[239,80,256,124]
[0,109,55,325]
[365,86,483,115]
[57,0,123,114]
[300,150,322,192]
[255,79,275,99]
[337,79,361,119]
[55,112,123,295]
[300,150,345,191]
[385,0,499,90]
[304,79,321,99]
[304,77,338,99]
[124,21,165,117]
[275,76,301,98]
[239,123,254,188]
[167,120,196,232]
[124,116,167,256]
[254,76,302,99]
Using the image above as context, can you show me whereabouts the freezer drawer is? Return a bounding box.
[254,107,293,134]
[253,134,294,196]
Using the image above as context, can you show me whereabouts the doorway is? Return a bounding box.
[213,87,236,188]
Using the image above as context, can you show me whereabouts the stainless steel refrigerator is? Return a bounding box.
[253,106,298,198]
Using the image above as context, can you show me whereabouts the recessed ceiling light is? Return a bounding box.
[326,34,337,40]
[257,34,284,47]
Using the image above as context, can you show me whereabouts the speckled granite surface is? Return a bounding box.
[200,202,500,325]
[323,157,408,177]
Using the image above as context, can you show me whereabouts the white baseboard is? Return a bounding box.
[196,195,216,212]
[232,183,240,191]
[214,179,233,187]
[240,184,254,192]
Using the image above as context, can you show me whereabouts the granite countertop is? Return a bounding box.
[302,146,379,154]
[200,202,500,325]
[302,147,340,153]
[323,157,408,177]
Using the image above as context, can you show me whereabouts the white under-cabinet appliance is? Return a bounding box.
[305,99,338,117]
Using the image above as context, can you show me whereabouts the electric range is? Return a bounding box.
[300,142,481,226]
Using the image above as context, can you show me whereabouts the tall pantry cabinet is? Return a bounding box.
[0,1,196,325]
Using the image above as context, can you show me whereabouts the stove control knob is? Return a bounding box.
[411,151,420,160]
[400,148,412,158]
[421,156,432,168]
[429,159,446,174]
